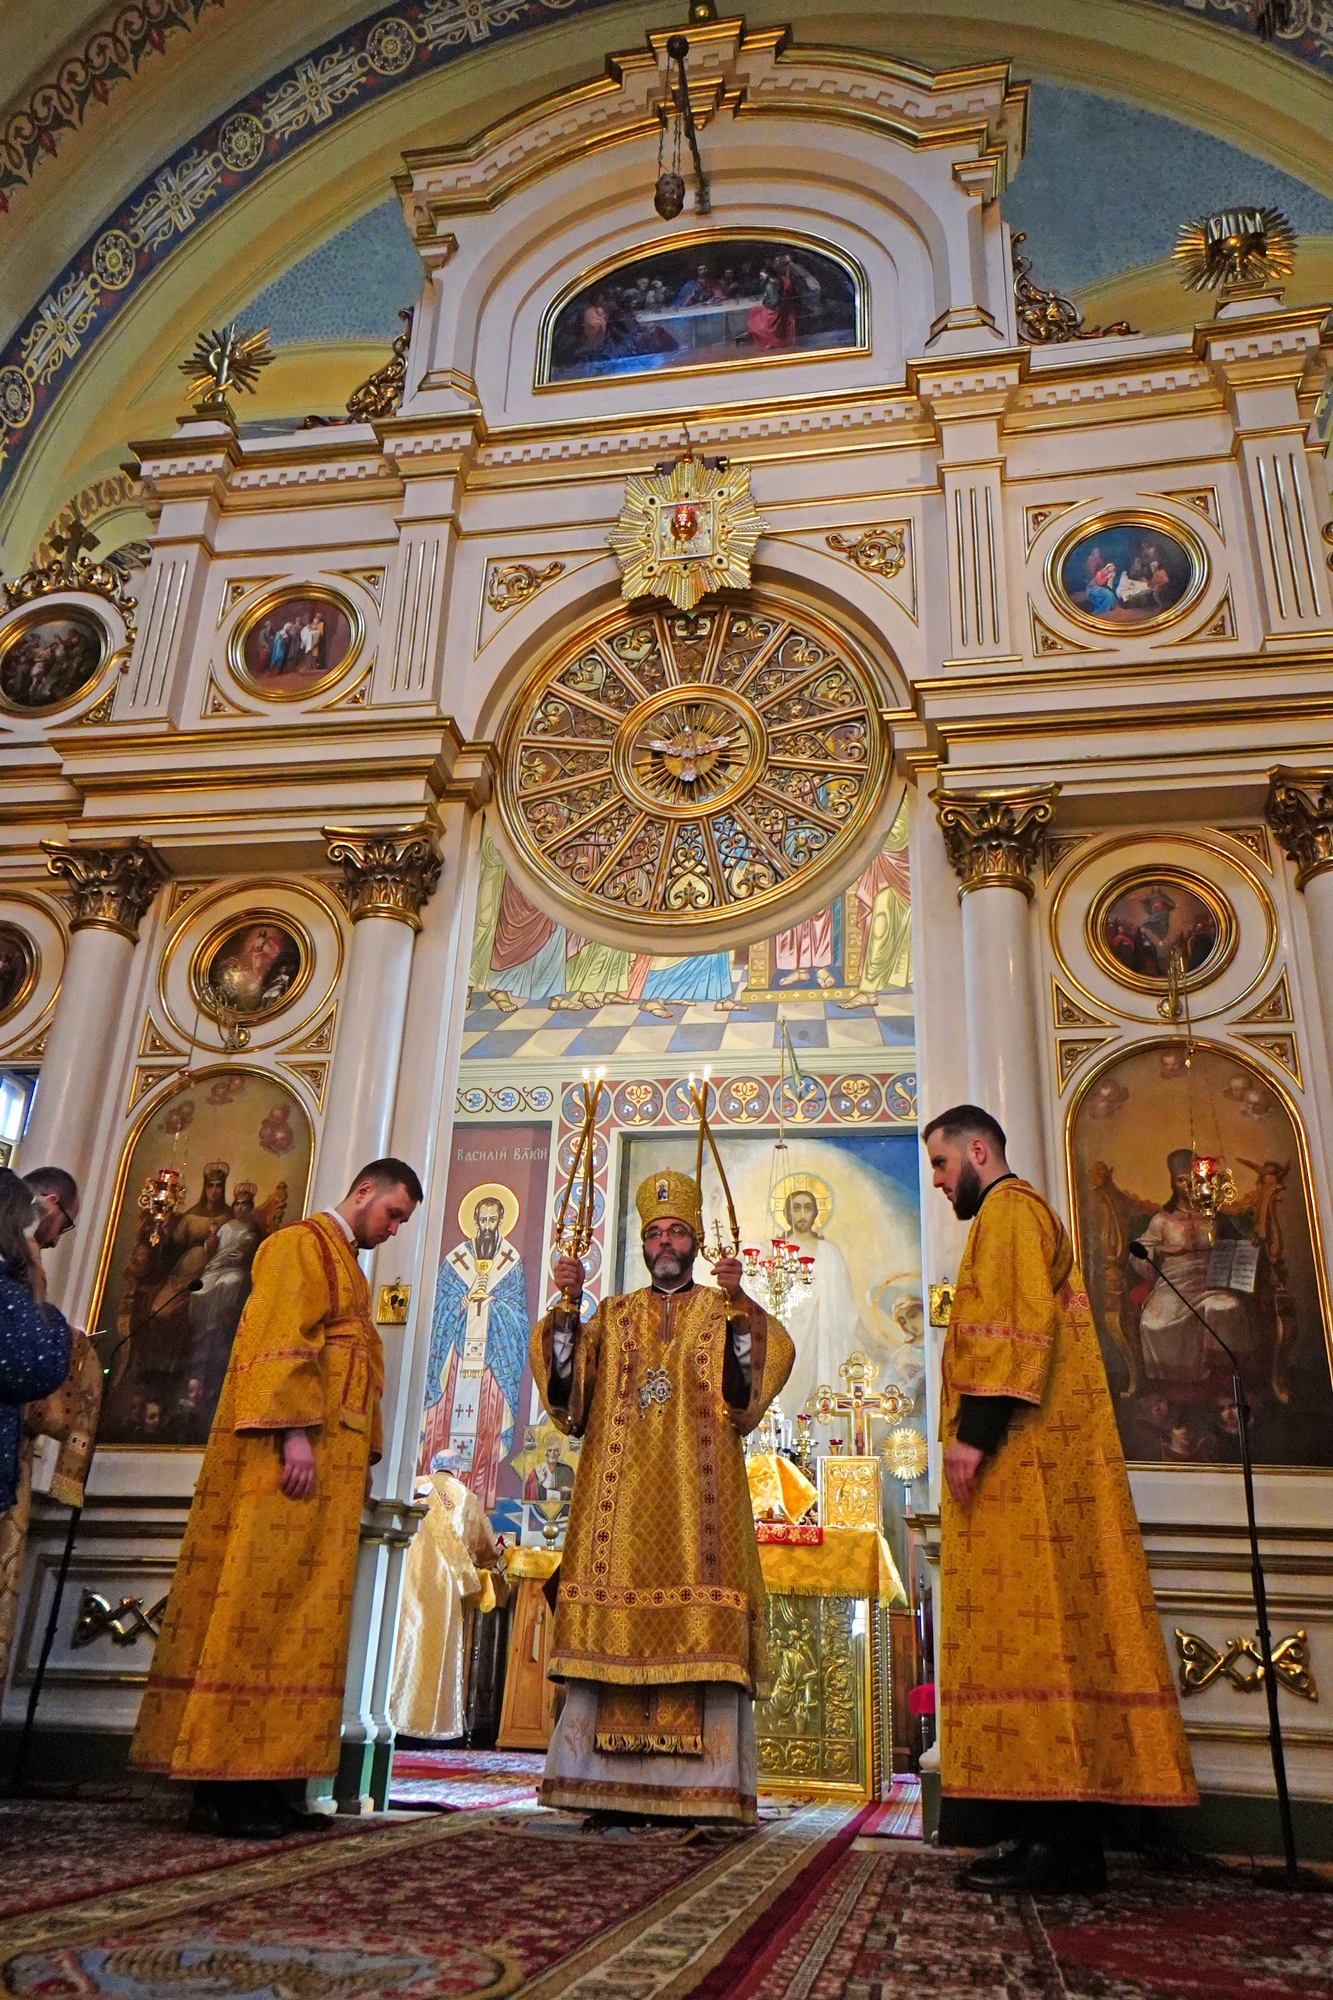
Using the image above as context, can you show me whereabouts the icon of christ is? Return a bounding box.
[420,1185,529,1510]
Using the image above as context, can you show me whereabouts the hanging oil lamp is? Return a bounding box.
[137,1166,184,1246]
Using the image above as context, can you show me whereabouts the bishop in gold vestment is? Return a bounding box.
[925,1106,1195,1894]
[533,1169,792,1823]
[132,1160,421,1837]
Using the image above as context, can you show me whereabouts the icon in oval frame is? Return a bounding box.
[1046,510,1207,636]
[0,602,109,714]
[227,583,363,701]
[189,909,314,1033]
[1086,866,1237,999]
[0,923,38,1025]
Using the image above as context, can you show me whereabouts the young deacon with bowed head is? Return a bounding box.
[133,1158,422,1839]
[923,1104,1195,1893]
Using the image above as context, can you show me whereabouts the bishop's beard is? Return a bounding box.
[950,1161,985,1221]
[645,1246,692,1286]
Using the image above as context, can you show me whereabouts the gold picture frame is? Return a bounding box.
[0,923,39,1028]
[1045,508,1208,637]
[226,583,363,703]
[187,908,315,1032]
[535,227,870,391]
[0,601,110,715]
[1085,865,1237,999]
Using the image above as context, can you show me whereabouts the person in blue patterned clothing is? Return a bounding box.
[0,1170,71,1511]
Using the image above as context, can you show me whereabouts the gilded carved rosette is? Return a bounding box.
[323,823,443,930]
[933,784,1060,899]
[1265,768,1333,890]
[41,839,168,941]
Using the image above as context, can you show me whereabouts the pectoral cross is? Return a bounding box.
[811,1351,913,1455]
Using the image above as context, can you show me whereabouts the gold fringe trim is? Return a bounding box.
[594,1731,705,1756]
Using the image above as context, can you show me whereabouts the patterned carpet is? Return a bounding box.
[0,1794,866,1999]
[387,1746,544,1813]
[706,1843,1333,2000]
[0,1786,1324,1997]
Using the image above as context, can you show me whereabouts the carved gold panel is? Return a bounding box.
[755,1593,888,1801]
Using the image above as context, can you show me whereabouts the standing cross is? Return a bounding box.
[811,1350,912,1455]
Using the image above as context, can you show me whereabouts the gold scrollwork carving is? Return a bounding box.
[1176,1627,1317,1701]
[825,525,906,579]
[323,823,442,931]
[345,307,412,424]
[72,1589,168,1649]
[487,561,566,615]
[41,839,168,941]
[934,785,1059,899]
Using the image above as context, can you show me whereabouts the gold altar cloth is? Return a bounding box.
[502,1545,562,1583]
[759,1525,906,1607]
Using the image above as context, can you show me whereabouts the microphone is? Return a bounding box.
[1127,1237,1300,1880]
[1127,1240,1240,1373]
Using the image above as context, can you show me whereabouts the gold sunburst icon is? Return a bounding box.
[1172,207,1296,294]
[609,451,766,612]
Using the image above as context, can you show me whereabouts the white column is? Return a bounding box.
[934,785,1058,1192]
[19,843,168,1238]
[310,825,442,1212]
[332,755,492,1812]
[309,817,440,1816]
[1267,770,1333,1061]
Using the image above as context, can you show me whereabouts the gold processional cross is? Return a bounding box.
[812,1352,913,1455]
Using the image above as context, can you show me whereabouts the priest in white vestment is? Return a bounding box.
[389,1451,504,1740]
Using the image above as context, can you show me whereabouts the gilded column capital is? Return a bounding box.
[932,784,1059,898]
[324,823,442,931]
[1265,768,1333,889]
[41,839,168,940]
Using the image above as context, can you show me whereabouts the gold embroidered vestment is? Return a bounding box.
[940,1179,1197,1808]
[132,1214,383,1782]
[531,1284,793,1697]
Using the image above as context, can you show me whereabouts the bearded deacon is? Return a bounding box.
[925,1104,1195,1895]
[532,1169,793,1825]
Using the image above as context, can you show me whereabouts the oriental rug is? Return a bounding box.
[387,1745,543,1812]
[692,1841,1333,2000]
[0,1797,866,1999]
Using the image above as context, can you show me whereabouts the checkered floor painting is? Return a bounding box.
[461,991,916,1065]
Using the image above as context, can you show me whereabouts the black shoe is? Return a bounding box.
[960,1840,1106,1894]
[958,1841,1030,1882]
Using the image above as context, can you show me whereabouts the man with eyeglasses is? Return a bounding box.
[22,1166,80,1249]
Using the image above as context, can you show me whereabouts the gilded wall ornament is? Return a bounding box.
[487,560,566,615]
[345,307,413,423]
[324,823,442,930]
[934,786,1059,898]
[496,597,891,943]
[180,321,273,423]
[825,526,906,579]
[1176,1627,1315,1700]
[609,453,765,612]
[1011,233,1133,343]
[3,509,138,656]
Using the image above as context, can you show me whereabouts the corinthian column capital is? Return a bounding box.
[41,839,168,940]
[324,822,442,930]
[933,784,1059,898]
[1265,768,1333,889]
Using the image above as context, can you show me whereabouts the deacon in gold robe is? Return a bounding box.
[389,1448,505,1740]
[131,1158,422,1839]
[924,1105,1196,1893]
[532,1168,793,1825]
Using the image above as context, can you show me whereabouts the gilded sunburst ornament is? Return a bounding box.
[609,452,766,612]
[1172,207,1296,293]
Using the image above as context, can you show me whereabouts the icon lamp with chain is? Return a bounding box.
[1190,1154,1237,1218]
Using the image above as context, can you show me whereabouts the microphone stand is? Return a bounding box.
[1129,1240,1305,1886]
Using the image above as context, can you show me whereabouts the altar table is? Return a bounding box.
[756,1526,906,1802]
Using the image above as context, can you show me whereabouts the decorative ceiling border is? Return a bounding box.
[0,0,217,210]
[0,0,624,515]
